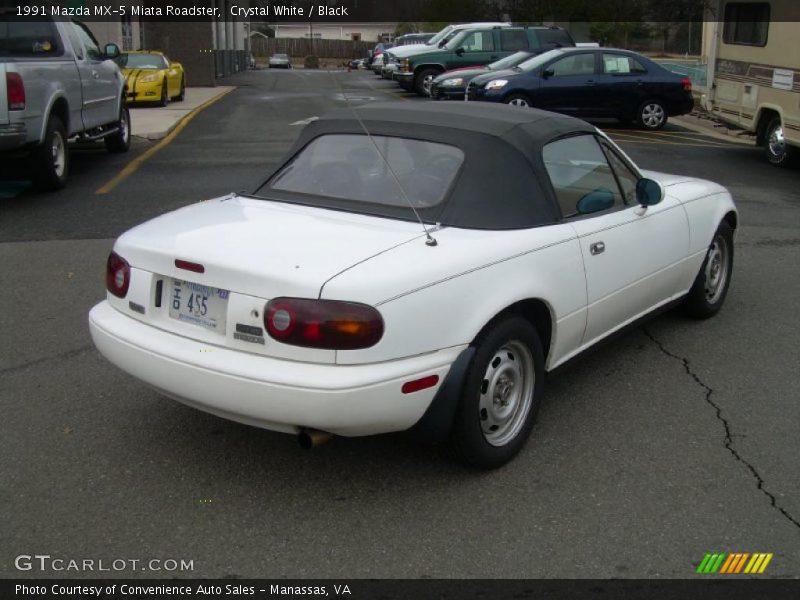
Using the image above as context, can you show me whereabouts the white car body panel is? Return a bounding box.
[89,129,737,437]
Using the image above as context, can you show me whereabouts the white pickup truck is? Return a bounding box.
[0,13,130,190]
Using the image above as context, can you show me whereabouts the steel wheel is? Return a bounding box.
[478,340,535,447]
[639,101,666,129]
[765,118,790,166]
[51,129,66,178]
[704,234,730,305]
[507,95,530,108]
[422,74,435,96]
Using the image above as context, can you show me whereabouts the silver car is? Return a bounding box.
[268,53,291,69]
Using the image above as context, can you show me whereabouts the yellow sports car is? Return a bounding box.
[115,51,186,106]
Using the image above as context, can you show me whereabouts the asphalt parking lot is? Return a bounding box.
[1,68,798,579]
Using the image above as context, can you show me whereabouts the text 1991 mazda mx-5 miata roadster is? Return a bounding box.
[89,103,736,468]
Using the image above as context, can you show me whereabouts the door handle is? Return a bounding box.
[590,241,605,255]
[585,80,596,85]
[490,55,499,60]
[92,70,100,79]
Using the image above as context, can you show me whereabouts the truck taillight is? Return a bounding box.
[265,297,384,350]
[6,72,25,110]
[681,77,692,92]
[106,252,131,298]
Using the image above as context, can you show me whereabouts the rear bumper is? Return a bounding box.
[89,301,462,437]
[0,122,27,151]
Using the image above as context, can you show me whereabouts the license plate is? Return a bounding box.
[168,279,229,334]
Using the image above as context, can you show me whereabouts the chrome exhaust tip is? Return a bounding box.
[298,428,334,449]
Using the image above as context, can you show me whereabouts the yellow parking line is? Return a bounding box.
[95,88,235,195]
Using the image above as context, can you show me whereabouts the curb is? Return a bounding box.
[131,87,236,141]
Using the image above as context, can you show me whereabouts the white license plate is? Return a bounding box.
[168,279,229,334]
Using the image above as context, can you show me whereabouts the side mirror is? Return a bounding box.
[170,62,180,69]
[542,67,554,78]
[438,40,446,48]
[103,43,120,59]
[455,47,465,56]
[576,188,615,215]
[636,178,663,207]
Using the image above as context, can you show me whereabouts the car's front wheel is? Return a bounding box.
[415,68,441,96]
[104,105,131,153]
[159,80,169,107]
[637,100,667,130]
[448,316,544,469]
[764,117,792,167]
[175,76,186,102]
[682,221,734,319]
[505,94,531,108]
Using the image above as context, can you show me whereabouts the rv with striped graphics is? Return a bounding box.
[702,1,800,166]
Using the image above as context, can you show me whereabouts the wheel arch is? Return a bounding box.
[40,94,70,141]
[413,63,446,77]
[471,298,554,367]
[755,105,782,147]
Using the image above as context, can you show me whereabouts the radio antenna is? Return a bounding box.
[325,68,438,247]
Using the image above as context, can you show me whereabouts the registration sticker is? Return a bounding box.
[168,279,229,334]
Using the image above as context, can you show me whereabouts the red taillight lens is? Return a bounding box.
[264,297,384,350]
[681,77,692,92]
[106,252,130,298]
[6,72,25,110]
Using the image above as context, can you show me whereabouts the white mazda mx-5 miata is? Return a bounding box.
[89,102,737,468]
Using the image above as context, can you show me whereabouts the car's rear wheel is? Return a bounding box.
[637,100,667,130]
[159,80,169,107]
[33,115,69,191]
[682,221,734,319]
[415,68,441,96]
[764,117,792,167]
[104,105,131,153]
[505,94,531,108]
[448,316,544,469]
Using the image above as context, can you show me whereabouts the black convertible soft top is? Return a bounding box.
[258,102,597,230]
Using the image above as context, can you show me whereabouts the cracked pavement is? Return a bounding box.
[1,69,799,579]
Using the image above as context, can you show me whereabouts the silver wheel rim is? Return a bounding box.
[479,340,535,447]
[768,124,786,159]
[641,103,665,128]
[422,74,434,96]
[120,110,130,144]
[704,235,729,304]
[51,130,65,178]
[508,97,529,107]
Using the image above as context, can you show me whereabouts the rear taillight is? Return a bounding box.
[106,252,130,298]
[264,297,383,350]
[6,72,25,110]
[681,77,692,92]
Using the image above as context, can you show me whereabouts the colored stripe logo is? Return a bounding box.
[697,553,773,574]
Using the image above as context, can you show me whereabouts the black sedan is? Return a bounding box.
[466,48,694,129]
[430,51,535,101]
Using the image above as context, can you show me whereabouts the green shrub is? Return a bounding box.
[304,55,319,69]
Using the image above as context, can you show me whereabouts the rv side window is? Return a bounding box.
[723,2,770,47]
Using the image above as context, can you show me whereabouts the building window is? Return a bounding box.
[723,2,770,47]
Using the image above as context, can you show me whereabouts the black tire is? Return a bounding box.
[637,99,667,130]
[682,221,734,319]
[414,67,441,97]
[32,115,69,191]
[505,93,532,108]
[104,105,131,153]
[764,117,793,167]
[159,80,169,107]
[175,76,185,102]
[448,316,545,469]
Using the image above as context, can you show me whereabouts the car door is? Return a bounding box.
[71,22,119,127]
[448,29,497,69]
[595,53,649,118]
[542,134,690,346]
[535,51,599,116]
